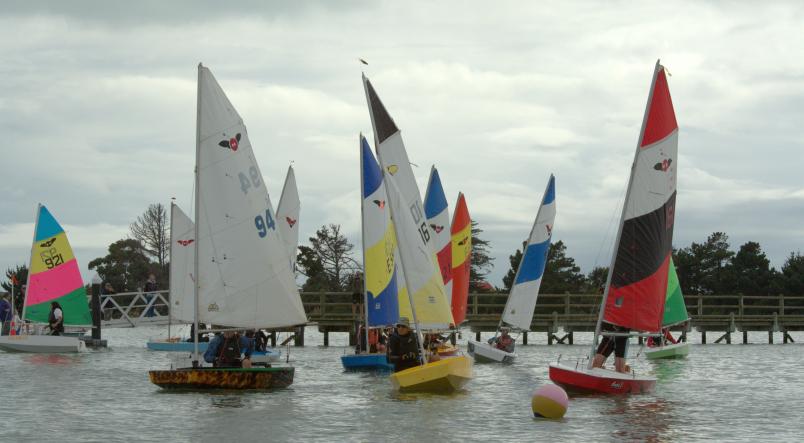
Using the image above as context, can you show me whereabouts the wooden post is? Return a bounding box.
[294,325,305,347]
[769,331,773,344]
[697,295,703,317]
[547,332,553,345]
[738,295,744,317]
[742,331,748,344]
[472,293,478,315]
[638,336,643,345]
[702,331,706,344]
[569,331,574,345]
[523,331,528,345]
[320,292,327,316]
[323,330,329,347]
[270,331,276,347]
[476,331,481,341]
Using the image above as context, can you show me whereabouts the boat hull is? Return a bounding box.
[341,353,394,371]
[390,355,473,393]
[149,367,294,390]
[549,363,655,395]
[436,344,459,356]
[0,335,85,353]
[467,340,516,364]
[645,342,689,360]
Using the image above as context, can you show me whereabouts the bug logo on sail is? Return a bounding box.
[653,158,672,172]
[430,224,444,234]
[177,239,194,246]
[219,133,242,151]
[373,200,385,209]
[40,238,57,248]
[286,217,297,228]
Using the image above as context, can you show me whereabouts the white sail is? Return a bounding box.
[276,165,300,271]
[501,175,556,331]
[385,172,454,330]
[195,65,307,328]
[169,203,195,324]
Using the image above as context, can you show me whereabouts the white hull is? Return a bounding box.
[0,335,86,353]
[467,340,516,364]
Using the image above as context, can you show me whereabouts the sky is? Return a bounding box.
[1,1,803,289]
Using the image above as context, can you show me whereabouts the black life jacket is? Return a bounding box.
[217,336,241,364]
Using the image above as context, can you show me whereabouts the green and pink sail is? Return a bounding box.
[23,205,92,326]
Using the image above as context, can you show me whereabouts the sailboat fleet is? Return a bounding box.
[0,60,689,398]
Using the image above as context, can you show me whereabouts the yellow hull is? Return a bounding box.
[390,355,473,393]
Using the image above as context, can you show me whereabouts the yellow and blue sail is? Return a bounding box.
[24,205,92,326]
[361,136,400,326]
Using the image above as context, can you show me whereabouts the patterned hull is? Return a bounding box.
[149,367,294,390]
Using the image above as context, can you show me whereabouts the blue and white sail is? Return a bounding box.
[360,135,401,326]
[501,174,556,331]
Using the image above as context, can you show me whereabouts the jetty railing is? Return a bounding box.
[100,289,171,327]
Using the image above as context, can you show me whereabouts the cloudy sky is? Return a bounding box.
[1,1,803,288]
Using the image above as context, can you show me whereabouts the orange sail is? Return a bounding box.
[450,193,471,325]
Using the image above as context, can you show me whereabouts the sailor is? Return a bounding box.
[48,302,65,336]
[488,326,515,353]
[203,330,254,368]
[387,317,421,372]
[0,295,11,335]
[592,322,630,373]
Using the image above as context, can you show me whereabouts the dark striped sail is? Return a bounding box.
[603,62,678,332]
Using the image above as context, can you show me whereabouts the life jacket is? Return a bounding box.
[217,336,241,365]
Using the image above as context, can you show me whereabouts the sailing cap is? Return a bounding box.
[396,317,411,327]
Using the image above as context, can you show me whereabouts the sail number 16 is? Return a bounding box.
[255,209,276,237]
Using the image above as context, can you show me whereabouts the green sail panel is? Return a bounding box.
[662,258,689,326]
[24,287,92,326]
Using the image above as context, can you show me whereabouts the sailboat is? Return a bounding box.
[149,64,307,390]
[276,165,300,272]
[145,204,282,361]
[340,135,399,371]
[363,73,472,393]
[450,193,471,326]
[549,60,678,394]
[0,205,92,353]
[645,258,690,359]
[423,166,458,356]
[468,175,556,363]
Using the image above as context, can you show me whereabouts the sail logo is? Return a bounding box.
[177,239,195,246]
[457,237,468,246]
[665,203,675,229]
[653,158,672,172]
[546,224,553,236]
[40,237,57,248]
[386,165,399,175]
[207,303,220,312]
[430,224,444,234]
[373,199,385,209]
[286,217,297,228]
[218,133,242,151]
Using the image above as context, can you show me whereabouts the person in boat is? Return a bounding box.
[0,295,12,335]
[592,322,630,373]
[204,330,254,368]
[351,272,364,317]
[487,326,515,353]
[648,327,678,347]
[387,317,422,372]
[100,282,116,320]
[48,301,65,336]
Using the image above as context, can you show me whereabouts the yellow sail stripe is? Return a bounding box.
[365,224,397,298]
[30,232,76,275]
[451,223,472,268]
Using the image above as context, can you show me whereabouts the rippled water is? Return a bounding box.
[2,326,802,442]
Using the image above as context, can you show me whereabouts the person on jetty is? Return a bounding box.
[48,302,65,336]
[0,295,12,335]
[388,317,422,372]
[592,323,630,373]
[204,330,254,368]
[488,326,515,353]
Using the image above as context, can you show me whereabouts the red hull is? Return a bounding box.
[549,364,655,395]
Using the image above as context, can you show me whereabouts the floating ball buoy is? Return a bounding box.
[531,384,568,419]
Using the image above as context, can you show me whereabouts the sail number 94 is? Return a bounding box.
[255,209,276,237]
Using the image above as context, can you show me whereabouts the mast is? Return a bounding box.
[20,204,41,326]
[192,63,202,366]
[359,134,370,353]
[168,200,175,340]
[588,60,663,368]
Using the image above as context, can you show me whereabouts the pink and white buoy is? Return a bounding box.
[531,383,569,419]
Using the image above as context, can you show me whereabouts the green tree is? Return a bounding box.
[1,264,28,316]
[502,241,526,291]
[469,220,494,291]
[296,224,359,292]
[674,232,734,295]
[88,239,153,292]
[585,266,609,293]
[130,203,169,274]
[776,252,804,296]
[723,241,776,296]
[540,240,585,293]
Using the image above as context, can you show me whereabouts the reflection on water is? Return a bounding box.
[651,359,687,382]
[605,397,674,442]
[22,354,82,366]
[210,394,247,409]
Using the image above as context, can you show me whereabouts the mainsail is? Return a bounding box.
[276,165,300,271]
[23,205,92,326]
[424,166,453,303]
[195,65,307,328]
[363,74,454,329]
[360,135,400,326]
[169,203,195,324]
[450,193,471,325]
[601,61,678,333]
[662,258,688,327]
[501,174,556,331]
